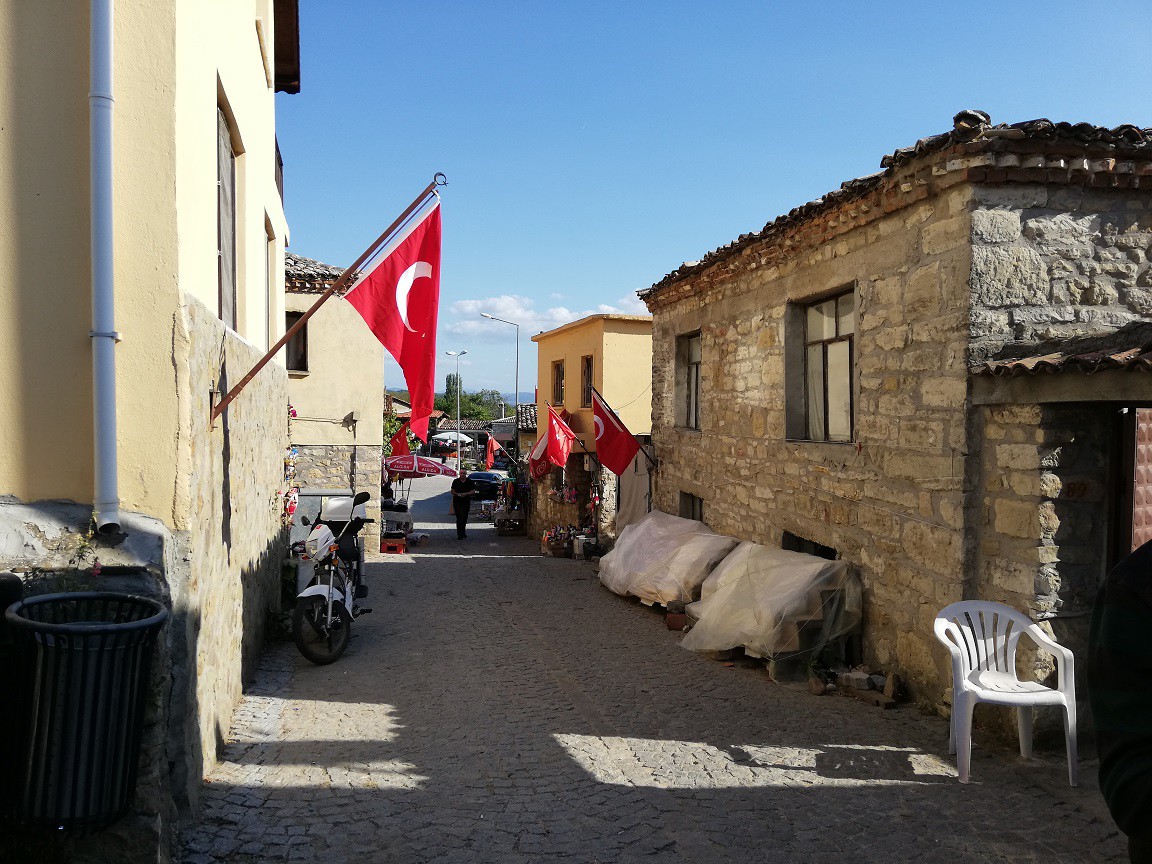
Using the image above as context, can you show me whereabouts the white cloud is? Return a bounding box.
[549,292,565,301]
[445,291,649,339]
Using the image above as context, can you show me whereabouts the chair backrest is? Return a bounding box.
[934,600,1034,675]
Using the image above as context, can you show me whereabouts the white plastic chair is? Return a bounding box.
[933,600,1077,786]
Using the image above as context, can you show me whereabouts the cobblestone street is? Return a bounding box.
[182,477,1124,863]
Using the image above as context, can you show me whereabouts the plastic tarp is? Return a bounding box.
[681,541,862,658]
[598,510,739,604]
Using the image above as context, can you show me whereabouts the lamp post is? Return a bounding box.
[445,349,467,470]
[480,312,521,460]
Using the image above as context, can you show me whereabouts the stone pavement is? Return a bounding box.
[181,476,1124,863]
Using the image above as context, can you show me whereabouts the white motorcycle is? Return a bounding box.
[290,491,373,664]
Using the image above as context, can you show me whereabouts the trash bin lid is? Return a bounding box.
[5,591,168,635]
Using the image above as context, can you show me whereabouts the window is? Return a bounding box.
[676,332,702,430]
[803,291,854,442]
[679,492,704,522]
[581,355,594,407]
[782,531,837,561]
[263,223,274,350]
[552,360,565,405]
[285,311,307,372]
[217,108,237,330]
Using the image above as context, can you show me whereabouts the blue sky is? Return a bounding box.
[276,1,1151,396]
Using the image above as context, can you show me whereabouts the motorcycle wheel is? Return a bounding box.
[292,595,352,665]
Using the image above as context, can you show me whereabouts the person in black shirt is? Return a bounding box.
[450,472,477,539]
[1088,539,1152,863]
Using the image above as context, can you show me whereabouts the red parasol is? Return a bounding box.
[384,454,458,480]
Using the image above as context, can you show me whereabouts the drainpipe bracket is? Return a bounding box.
[89,330,123,342]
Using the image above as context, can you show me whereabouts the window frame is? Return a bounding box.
[552,360,565,406]
[676,331,702,431]
[217,108,238,331]
[285,311,308,373]
[802,290,855,443]
[580,355,594,408]
[679,491,704,522]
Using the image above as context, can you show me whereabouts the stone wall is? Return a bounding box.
[529,455,595,542]
[292,442,383,550]
[175,297,288,811]
[648,185,975,704]
[969,185,1152,360]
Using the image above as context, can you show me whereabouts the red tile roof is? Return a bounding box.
[973,323,1152,376]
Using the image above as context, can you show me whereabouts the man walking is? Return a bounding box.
[450,471,477,540]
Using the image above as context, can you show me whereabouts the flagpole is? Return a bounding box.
[210,173,447,424]
[591,386,658,470]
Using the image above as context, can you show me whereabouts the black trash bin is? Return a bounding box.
[5,592,168,830]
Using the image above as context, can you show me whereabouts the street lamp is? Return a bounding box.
[445,349,467,469]
[480,312,521,460]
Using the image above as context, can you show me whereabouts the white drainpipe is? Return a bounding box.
[90,0,120,533]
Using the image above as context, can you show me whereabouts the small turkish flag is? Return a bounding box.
[485,435,499,469]
[591,390,640,475]
[345,202,441,441]
[389,422,411,457]
[530,406,577,481]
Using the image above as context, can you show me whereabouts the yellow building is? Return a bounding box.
[530,314,652,536]
[0,0,299,854]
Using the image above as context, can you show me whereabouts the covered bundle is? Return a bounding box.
[598,510,738,605]
[681,541,861,658]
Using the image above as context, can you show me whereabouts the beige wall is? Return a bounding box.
[601,320,653,435]
[285,291,385,447]
[0,0,290,532]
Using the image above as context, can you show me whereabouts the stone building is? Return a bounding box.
[0,1,299,859]
[529,314,652,539]
[640,110,1152,723]
[285,252,384,550]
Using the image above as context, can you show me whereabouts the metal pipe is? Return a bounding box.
[446,350,467,469]
[480,313,520,458]
[90,0,120,533]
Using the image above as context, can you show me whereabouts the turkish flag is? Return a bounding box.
[528,433,550,481]
[530,405,577,481]
[389,422,411,457]
[592,390,640,475]
[485,435,499,469]
[344,202,441,441]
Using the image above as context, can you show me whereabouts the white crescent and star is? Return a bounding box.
[395,261,433,333]
[593,415,604,440]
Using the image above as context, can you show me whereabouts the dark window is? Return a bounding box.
[581,355,594,407]
[217,108,237,330]
[677,332,701,430]
[804,291,854,442]
[552,360,565,405]
[782,530,837,561]
[679,491,704,522]
[285,311,307,372]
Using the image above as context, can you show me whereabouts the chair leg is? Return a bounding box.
[1017,706,1033,758]
[948,699,956,755]
[1064,701,1078,787]
[956,696,975,783]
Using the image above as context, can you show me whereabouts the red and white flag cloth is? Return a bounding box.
[388,422,411,457]
[344,200,441,441]
[529,406,577,481]
[591,390,640,475]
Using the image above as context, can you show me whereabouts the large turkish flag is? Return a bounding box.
[591,390,640,475]
[529,406,578,481]
[344,202,441,441]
